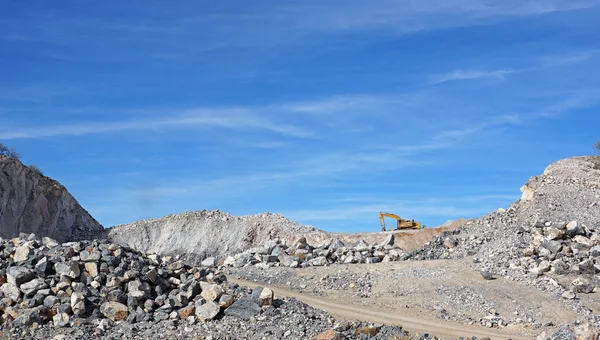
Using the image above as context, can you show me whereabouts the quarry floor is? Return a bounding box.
[227,258,600,340]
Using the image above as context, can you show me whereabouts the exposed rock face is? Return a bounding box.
[0,156,103,242]
[105,210,324,262]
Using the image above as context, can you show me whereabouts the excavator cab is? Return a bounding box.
[379,212,421,231]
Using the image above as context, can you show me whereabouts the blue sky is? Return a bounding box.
[1,1,599,232]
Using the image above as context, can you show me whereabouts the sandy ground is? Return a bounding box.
[226,257,598,340]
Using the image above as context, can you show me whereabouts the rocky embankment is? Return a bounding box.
[403,157,600,325]
[0,156,103,242]
[0,233,412,339]
[105,210,325,263]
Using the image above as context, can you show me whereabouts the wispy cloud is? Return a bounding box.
[2,1,597,62]
[428,69,516,85]
[0,108,313,140]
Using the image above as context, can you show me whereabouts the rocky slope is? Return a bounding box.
[0,156,103,243]
[105,210,325,263]
[403,156,600,325]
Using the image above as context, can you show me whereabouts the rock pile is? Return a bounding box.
[106,210,325,263]
[0,233,255,329]
[221,234,402,268]
[0,233,414,339]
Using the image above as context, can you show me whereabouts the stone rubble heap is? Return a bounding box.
[106,209,325,263]
[220,234,403,268]
[0,233,263,329]
[0,233,415,339]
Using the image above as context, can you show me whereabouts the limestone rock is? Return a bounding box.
[100,301,129,321]
[13,244,33,262]
[200,282,224,302]
[195,300,220,321]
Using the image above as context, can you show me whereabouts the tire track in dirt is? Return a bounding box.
[228,276,534,340]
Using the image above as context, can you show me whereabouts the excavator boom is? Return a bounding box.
[379,212,421,231]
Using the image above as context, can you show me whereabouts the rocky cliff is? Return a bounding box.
[0,156,103,242]
[105,210,325,262]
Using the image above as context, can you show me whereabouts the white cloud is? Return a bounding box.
[428,69,515,85]
[0,108,313,140]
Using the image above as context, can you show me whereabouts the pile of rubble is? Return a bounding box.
[106,209,325,263]
[0,233,409,339]
[402,157,600,327]
[0,233,269,329]
[220,234,404,268]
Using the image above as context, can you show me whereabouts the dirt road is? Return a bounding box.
[228,276,535,340]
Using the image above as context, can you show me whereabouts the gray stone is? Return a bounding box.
[218,294,234,308]
[35,257,52,276]
[43,295,59,308]
[1,283,22,302]
[480,270,494,280]
[201,257,216,267]
[565,221,584,237]
[42,237,59,248]
[310,256,327,266]
[7,266,36,287]
[365,257,381,264]
[80,249,101,261]
[71,292,86,316]
[540,240,562,254]
[355,240,370,252]
[13,309,42,328]
[572,277,594,293]
[380,234,395,247]
[278,253,297,267]
[53,312,70,327]
[538,260,551,273]
[55,261,80,279]
[261,255,278,263]
[195,300,220,321]
[224,297,261,320]
[561,290,576,299]
[128,279,150,299]
[20,278,48,297]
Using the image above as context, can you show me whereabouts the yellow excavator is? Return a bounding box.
[379,212,421,231]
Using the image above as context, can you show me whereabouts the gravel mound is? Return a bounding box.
[105,210,325,263]
[0,156,103,243]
